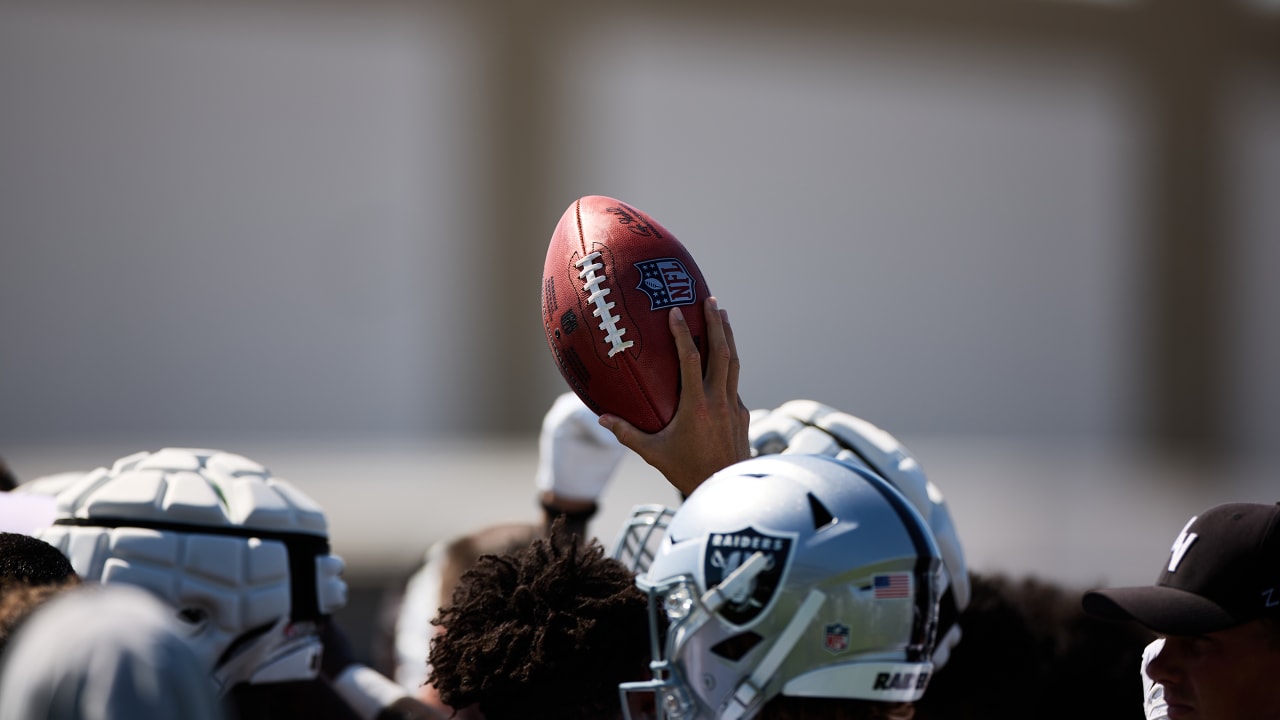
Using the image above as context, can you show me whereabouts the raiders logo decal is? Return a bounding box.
[703,526,794,625]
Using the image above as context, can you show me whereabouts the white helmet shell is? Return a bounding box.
[37,448,347,693]
[621,454,943,720]
[748,400,970,668]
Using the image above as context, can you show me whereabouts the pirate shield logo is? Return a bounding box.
[703,526,794,626]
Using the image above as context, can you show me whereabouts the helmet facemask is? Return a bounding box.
[611,503,677,575]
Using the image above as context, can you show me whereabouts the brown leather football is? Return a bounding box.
[541,195,710,433]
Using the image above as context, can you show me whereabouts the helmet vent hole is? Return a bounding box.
[709,631,763,661]
[807,493,835,530]
[177,607,208,625]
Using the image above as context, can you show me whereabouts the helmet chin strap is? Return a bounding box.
[721,589,827,720]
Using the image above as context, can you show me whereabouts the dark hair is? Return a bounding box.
[914,571,1151,720]
[0,532,78,586]
[0,581,78,655]
[1263,616,1280,651]
[0,533,81,654]
[426,526,651,720]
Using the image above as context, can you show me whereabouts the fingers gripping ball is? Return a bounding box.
[748,400,971,668]
[542,195,712,433]
[535,392,626,502]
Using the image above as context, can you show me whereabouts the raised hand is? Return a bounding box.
[599,297,749,497]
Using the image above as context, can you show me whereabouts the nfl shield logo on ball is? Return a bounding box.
[825,623,850,653]
[635,258,697,310]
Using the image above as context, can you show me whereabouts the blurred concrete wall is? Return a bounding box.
[3,0,1276,460]
[2,0,1277,523]
[2,0,1276,671]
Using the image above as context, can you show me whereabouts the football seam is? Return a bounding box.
[573,198,585,255]
[572,201,634,358]
[580,201,662,429]
[558,196,674,432]
[617,343,664,432]
[575,252,633,357]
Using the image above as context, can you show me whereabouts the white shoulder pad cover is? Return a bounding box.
[54,448,328,536]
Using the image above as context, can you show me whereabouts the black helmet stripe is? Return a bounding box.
[807,455,938,663]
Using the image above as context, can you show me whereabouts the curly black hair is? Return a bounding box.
[0,532,77,586]
[0,534,81,657]
[426,527,652,720]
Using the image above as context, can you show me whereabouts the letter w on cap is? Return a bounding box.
[1168,516,1199,573]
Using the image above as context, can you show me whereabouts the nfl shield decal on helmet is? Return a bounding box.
[825,623,850,654]
[635,258,698,310]
[703,526,794,625]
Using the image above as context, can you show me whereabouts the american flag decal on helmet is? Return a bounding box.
[873,573,911,599]
[635,258,697,311]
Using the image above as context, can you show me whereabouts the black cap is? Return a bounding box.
[1082,502,1280,635]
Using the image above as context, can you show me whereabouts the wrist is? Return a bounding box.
[539,490,598,515]
[539,491,598,539]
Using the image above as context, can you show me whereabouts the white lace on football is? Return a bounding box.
[576,252,633,357]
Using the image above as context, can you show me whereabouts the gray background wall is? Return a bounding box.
[2,0,1277,665]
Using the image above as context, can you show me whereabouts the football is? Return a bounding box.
[541,195,710,433]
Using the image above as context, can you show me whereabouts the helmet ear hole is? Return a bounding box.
[178,607,209,626]
[709,631,763,661]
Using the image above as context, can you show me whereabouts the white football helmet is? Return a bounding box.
[619,454,943,720]
[37,448,348,694]
[613,400,970,669]
[746,400,970,668]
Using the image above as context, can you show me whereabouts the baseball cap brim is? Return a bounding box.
[1082,585,1238,636]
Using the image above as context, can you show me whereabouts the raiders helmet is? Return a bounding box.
[619,454,943,720]
[37,448,348,693]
